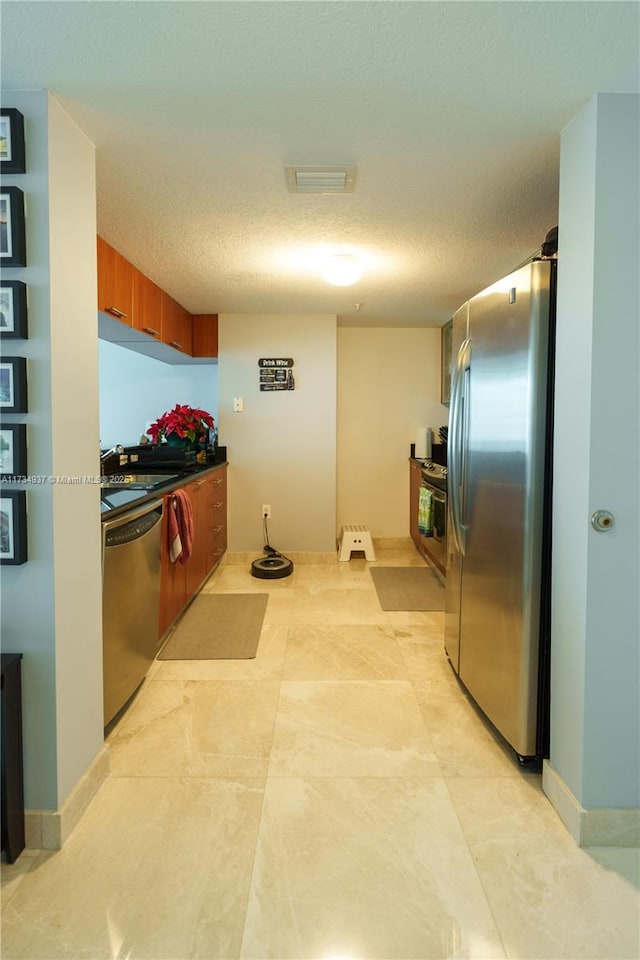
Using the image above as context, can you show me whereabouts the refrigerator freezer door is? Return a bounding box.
[444,301,469,675]
[458,260,552,757]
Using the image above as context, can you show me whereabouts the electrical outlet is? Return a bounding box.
[261,504,271,519]
[233,397,244,413]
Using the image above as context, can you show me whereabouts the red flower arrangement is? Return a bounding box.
[147,404,215,445]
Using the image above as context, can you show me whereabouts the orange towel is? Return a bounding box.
[168,489,194,563]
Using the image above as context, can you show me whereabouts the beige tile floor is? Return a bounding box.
[2,541,639,959]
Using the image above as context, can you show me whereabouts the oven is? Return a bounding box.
[419,463,448,576]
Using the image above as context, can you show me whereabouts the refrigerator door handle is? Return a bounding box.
[449,337,471,555]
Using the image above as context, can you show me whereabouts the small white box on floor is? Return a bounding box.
[338,525,376,561]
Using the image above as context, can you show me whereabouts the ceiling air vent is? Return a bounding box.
[286,165,356,194]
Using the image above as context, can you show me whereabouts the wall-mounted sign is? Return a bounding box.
[258,358,295,391]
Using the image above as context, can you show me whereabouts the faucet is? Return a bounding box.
[100,444,124,462]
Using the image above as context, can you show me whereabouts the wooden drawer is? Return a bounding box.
[207,530,226,571]
[206,468,227,571]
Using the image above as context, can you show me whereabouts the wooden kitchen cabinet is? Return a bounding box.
[184,476,209,597]
[97,235,209,363]
[162,293,193,356]
[207,468,227,569]
[97,236,133,324]
[158,464,228,642]
[192,314,219,358]
[158,498,187,641]
[133,269,163,341]
[409,459,421,547]
[441,318,453,405]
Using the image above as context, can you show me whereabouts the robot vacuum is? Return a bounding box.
[251,544,293,580]
[251,552,294,579]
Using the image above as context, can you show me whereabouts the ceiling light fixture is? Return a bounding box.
[322,253,364,286]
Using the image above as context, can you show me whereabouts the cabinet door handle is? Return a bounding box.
[106,306,129,319]
[213,501,224,509]
[143,326,160,338]
[212,524,224,534]
[193,480,206,489]
[212,478,224,484]
[169,340,183,350]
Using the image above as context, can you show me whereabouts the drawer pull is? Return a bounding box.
[213,501,224,509]
[212,524,224,534]
[143,326,160,338]
[106,306,129,319]
[169,340,183,350]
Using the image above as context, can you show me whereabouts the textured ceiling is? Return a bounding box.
[1,1,638,327]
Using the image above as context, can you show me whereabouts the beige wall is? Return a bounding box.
[48,96,103,804]
[218,313,337,552]
[337,327,446,538]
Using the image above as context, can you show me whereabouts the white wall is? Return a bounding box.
[548,93,639,814]
[98,341,218,446]
[0,92,104,809]
[218,314,336,552]
[337,327,446,537]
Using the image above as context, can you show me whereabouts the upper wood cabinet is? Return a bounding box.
[133,270,163,340]
[192,314,219,358]
[97,236,133,325]
[97,235,217,364]
[162,293,193,356]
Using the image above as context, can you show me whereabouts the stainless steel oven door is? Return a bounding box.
[419,478,447,572]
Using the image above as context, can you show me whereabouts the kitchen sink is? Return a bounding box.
[100,473,179,490]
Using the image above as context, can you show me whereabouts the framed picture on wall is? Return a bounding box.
[0,186,27,267]
[0,109,26,174]
[0,280,28,339]
[0,491,27,565]
[0,357,27,413]
[0,423,27,478]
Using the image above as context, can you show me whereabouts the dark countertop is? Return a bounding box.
[409,443,447,467]
[100,460,227,521]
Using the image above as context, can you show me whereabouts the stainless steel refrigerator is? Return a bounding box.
[444,258,555,760]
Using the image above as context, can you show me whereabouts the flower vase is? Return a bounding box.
[166,433,205,457]
[166,434,195,450]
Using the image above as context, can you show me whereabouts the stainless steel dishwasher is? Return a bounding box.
[102,499,163,726]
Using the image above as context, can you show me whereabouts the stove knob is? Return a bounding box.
[442,467,448,476]
[424,460,433,469]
